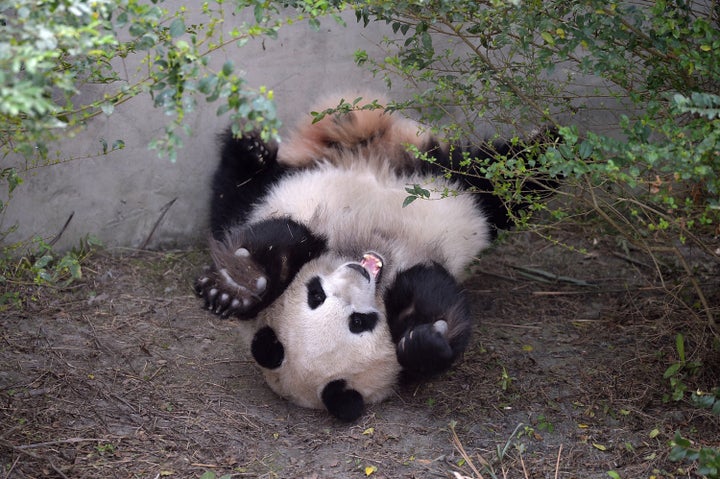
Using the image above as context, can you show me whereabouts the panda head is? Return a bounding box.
[249,251,400,421]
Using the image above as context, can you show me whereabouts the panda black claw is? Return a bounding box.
[194,276,210,296]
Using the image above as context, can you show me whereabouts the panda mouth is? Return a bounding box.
[360,252,384,283]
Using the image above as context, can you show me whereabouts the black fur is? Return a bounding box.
[210,129,285,238]
[251,326,284,369]
[349,312,379,334]
[420,128,559,236]
[384,263,471,377]
[321,380,364,422]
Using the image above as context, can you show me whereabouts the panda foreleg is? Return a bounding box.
[384,263,472,377]
[195,218,327,319]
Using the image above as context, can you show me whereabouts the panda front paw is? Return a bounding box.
[194,247,268,319]
[397,321,454,377]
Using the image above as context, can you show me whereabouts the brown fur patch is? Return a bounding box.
[277,93,435,171]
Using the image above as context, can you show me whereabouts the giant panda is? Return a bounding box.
[195,93,553,422]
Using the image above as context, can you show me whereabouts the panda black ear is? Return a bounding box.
[321,379,364,422]
[251,326,284,369]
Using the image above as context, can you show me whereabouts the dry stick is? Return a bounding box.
[510,264,596,287]
[611,250,653,269]
[667,245,717,332]
[596,182,718,331]
[519,452,529,479]
[449,424,485,479]
[16,438,103,450]
[47,212,74,247]
[619,195,719,260]
[554,444,563,479]
[584,177,667,288]
[139,197,177,250]
[584,179,716,330]
[5,454,21,478]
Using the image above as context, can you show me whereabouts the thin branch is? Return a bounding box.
[435,17,556,126]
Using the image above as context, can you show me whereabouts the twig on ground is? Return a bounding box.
[611,250,653,269]
[519,451,529,479]
[510,265,596,287]
[0,438,71,479]
[555,444,563,479]
[450,422,485,479]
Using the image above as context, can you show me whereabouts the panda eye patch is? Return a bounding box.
[306,276,326,309]
[349,312,378,334]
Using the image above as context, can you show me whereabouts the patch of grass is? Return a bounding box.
[0,235,101,310]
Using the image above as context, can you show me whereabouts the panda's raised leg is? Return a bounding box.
[195,218,327,319]
[421,128,559,234]
[384,263,472,377]
[210,128,283,238]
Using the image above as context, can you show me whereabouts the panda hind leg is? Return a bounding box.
[210,128,282,237]
[384,264,472,378]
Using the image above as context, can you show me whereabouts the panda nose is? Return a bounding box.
[345,263,371,282]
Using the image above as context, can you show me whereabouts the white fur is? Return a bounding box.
[249,161,489,279]
[247,160,489,409]
[259,254,400,408]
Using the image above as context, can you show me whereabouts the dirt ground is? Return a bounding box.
[1,229,719,479]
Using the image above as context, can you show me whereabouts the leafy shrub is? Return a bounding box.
[341,0,719,325]
[0,0,284,167]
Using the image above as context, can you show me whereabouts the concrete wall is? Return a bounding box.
[2,7,395,251]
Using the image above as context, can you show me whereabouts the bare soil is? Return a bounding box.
[1,230,719,479]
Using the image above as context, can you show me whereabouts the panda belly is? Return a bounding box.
[247,164,490,278]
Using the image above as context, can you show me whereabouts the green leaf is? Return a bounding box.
[578,140,593,160]
[402,195,418,208]
[675,333,686,363]
[34,254,53,269]
[663,362,683,379]
[169,18,185,38]
[669,445,688,461]
[4,168,23,193]
[540,31,555,45]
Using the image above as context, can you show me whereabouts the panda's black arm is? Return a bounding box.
[384,263,472,377]
[195,218,327,319]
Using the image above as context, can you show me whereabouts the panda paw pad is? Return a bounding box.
[194,256,268,318]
